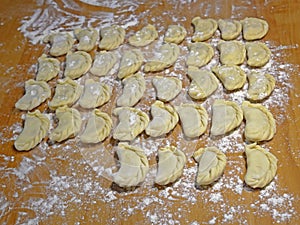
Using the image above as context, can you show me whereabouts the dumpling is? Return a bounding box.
[187,66,219,100]
[114,142,149,188]
[90,51,118,76]
[155,146,186,185]
[14,110,50,151]
[152,76,182,102]
[117,72,145,107]
[64,51,92,79]
[164,25,187,44]
[218,19,242,40]
[128,24,158,47]
[117,49,144,79]
[80,109,112,144]
[48,77,82,110]
[175,103,208,138]
[144,43,180,72]
[211,99,243,136]
[192,17,218,42]
[43,32,75,57]
[74,28,98,52]
[241,17,269,41]
[246,71,276,101]
[49,106,82,142]
[36,54,60,81]
[217,41,246,65]
[193,146,227,186]
[242,101,276,142]
[212,65,246,91]
[113,107,149,141]
[78,79,111,109]
[146,100,179,137]
[15,79,51,111]
[245,143,277,188]
[186,42,214,67]
[245,42,271,67]
[98,25,125,50]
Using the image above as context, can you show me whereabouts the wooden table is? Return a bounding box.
[0,0,299,224]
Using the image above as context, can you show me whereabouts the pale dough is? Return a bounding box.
[218,41,246,65]
[14,110,50,151]
[128,24,158,47]
[192,17,218,42]
[152,76,182,102]
[155,146,186,185]
[186,42,214,67]
[99,25,125,50]
[117,49,144,79]
[241,17,269,41]
[74,28,98,52]
[164,25,187,44]
[43,32,75,57]
[64,51,92,79]
[36,54,60,81]
[245,42,271,67]
[90,51,118,77]
[218,19,242,40]
[15,79,51,111]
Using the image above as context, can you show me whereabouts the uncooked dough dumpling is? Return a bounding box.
[245,143,278,188]
[193,146,227,186]
[74,28,98,52]
[218,19,242,40]
[245,42,271,67]
[128,24,158,47]
[152,76,182,102]
[114,142,149,188]
[176,103,208,138]
[117,49,144,79]
[241,17,269,41]
[117,72,145,107]
[43,32,75,57]
[15,79,51,111]
[90,51,118,76]
[79,79,111,109]
[192,17,218,42]
[242,101,276,142]
[99,25,125,50]
[113,107,149,141]
[212,65,246,91]
[187,66,219,100]
[211,99,243,136]
[14,110,50,151]
[217,41,246,65]
[49,106,82,142]
[144,43,180,72]
[186,42,214,67]
[64,51,92,79]
[164,25,187,44]
[146,100,179,137]
[80,109,112,144]
[36,54,60,81]
[155,146,186,185]
[247,71,276,101]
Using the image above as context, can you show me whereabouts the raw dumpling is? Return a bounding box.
[99,25,125,50]
[211,99,243,136]
[80,109,112,144]
[152,76,182,102]
[114,142,149,188]
[186,42,214,67]
[146,101,179,137]
[246,71,275,101]
[241,17,269,41]
[78,79,111,109]
[242,101,276,142]
[144,43,180,72]
[36,54,60,81]
[117,49,144,79]
[14,110,50,151]
[49,106,82,142]
[128,24,158,47]
[192,17,218,42]
[218,41,246,65]
[245,143,277,188]
[48,77,82,110]
[90,51,118,76]
[117,73,145,107]
[187,66,219,100]
[15,79,51,111]
[218,19,242,40]
[212,65,246,91]
[175,103,208,138]
[155,146,186,185]
[74,28,98,52]
[164,25,187,44]
[245,42,271,67]
[113,107,149,141]
[43,32,75,57]
[64,51,92,79]
[193,147,227,186]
